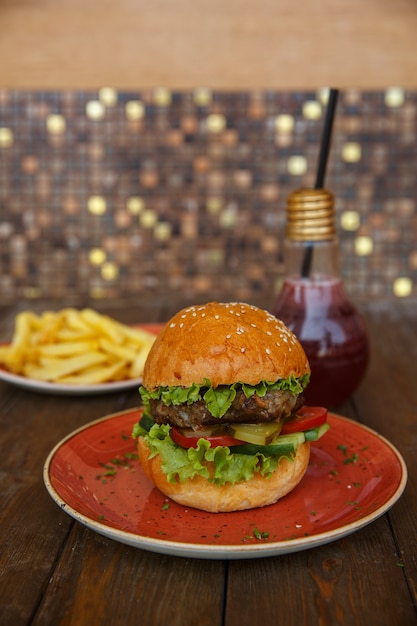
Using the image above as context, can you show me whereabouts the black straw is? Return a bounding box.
[315,89,339,189]
[300,241,314,278]
[301,88,339,278]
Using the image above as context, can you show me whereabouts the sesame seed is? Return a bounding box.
[241,347,246,353]
[215,315,220,320]
[180,323,184,328]
[226,334,232,339]
[266,348,271,355]
[170,322,176,328]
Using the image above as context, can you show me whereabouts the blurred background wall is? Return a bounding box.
[1,87,416,308]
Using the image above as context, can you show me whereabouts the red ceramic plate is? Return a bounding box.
[0,324,162,395]
[43,409,407,559]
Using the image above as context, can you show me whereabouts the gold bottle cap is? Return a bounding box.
[286,188,336,241]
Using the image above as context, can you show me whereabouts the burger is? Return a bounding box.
[132,301,329,513]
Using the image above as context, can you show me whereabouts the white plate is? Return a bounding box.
[0,367,143,395]
[0,323,162,395]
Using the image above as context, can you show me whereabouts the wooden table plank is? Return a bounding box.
[0,384,142,626]
[32,525,225,626]
[1,475,73,625]
[354,304,417,606]
[225,517,415,626]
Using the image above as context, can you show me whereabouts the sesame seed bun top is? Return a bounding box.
[142,301,310,389]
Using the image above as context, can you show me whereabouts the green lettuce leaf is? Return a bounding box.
[139,373,310,419]
[202,383,237,418]
[133,421,293,486]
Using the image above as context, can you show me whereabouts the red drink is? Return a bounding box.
[272,276,369,407]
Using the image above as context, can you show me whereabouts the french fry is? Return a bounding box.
[23,352,109,381]
[5,311,34,372]
[80,308,125,343]
[58,360,129,385]
[98,338,138,362]
[55,328,98,342]
[0,308,157,385]
[38,341,99,357]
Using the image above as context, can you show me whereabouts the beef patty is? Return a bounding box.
[149,388,304,430]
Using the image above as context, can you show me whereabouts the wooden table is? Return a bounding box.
[1,299,416,626]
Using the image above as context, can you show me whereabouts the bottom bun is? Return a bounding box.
[137,437,310,513]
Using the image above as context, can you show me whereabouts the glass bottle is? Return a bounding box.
[271,188,369,408]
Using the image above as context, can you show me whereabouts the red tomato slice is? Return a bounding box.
[281,406,328,434]
[170,426,244,449]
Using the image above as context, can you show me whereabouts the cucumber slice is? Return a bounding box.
[304,422,330,441]
[232,442,296,457]
[139,413,155,432]
[232,431,305,457]
[272,431,306,447]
